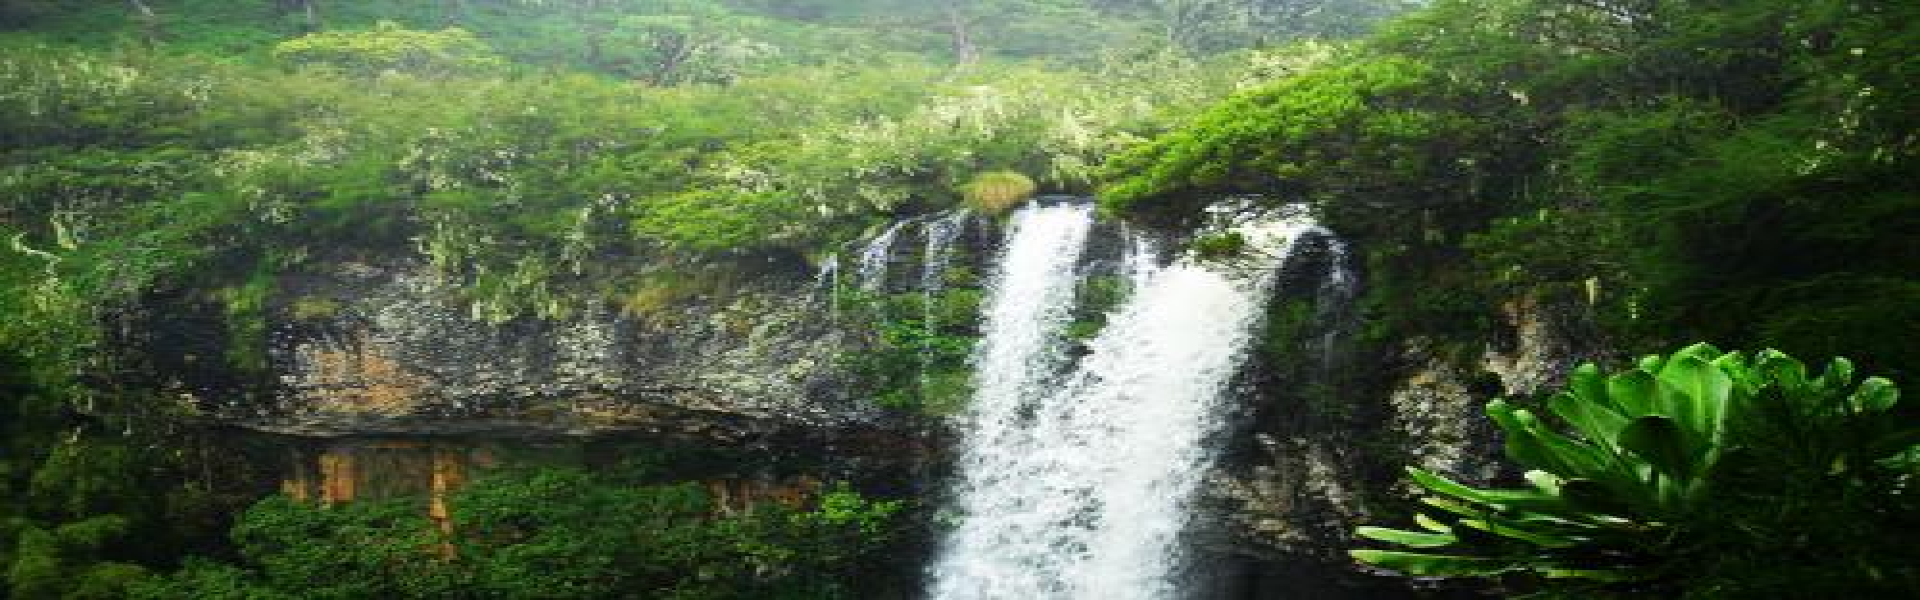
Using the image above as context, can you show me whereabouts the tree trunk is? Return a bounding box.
[443,0,468,26]
[274,0,322,32]
[303,0,322,32]
[945,3,978,69]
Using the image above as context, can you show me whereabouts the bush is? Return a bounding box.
[141,468,910,599]
[958,171,1036,215]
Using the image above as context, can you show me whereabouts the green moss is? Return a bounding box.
[288,296,342,321]
[216,273,273,373]
[841,286,983,416]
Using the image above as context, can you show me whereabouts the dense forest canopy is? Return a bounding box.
[1,0,1914,598]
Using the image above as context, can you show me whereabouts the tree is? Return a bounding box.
[271,21,505,77]
[125,0,162,48]
[1094,0,1410,52]
[271,0,322,32]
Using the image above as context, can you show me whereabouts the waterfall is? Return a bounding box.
[1120,225,1163,287]
[1312,230,1358,370]
[919,209,973,389]
[929,201,1096,598]
[930,206,1317,600]
[857,219,914,291]
[813,252,841,316]
[921,210,971,299]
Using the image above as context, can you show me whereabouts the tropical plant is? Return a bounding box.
[1352,343,1920,595]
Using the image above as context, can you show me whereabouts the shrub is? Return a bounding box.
[958,171,1036,215]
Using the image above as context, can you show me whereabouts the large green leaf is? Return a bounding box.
[1489,401,1610,477]
[1408,467,1563,511]
[1357,526,1457,548]
[1654,354,1732,441]
[1817,357,1856,392]
[1349,550,1519,576]
[1549,391,1629,454]
[1353,344,1908,593]
[1459,518,1580,548]
[1567,363,1618,412]
[1852,377,1899,414]
[1606,370,1661,417]
[1415,513,1453,533]
[1539,566,1648,582]
[1617,415,1695,482]
[1557,478,1626,515]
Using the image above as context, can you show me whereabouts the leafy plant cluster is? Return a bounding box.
[838,281,986,415]
[1354,344,1920,597]
[134,468,911,599]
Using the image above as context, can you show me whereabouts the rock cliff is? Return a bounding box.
[124,210,1594,597]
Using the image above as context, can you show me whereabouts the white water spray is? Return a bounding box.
[857,219,914,291]
[930,207,1317,600]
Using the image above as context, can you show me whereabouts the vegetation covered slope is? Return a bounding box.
[1100,0,1918,596]
[3,0,1914,597]
[1103,0,1918,382]
[0,1,1410,598]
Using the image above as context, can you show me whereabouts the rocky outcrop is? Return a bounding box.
[1199,236,1612,595]
[231,263,885,440]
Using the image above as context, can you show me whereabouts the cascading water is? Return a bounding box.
[921,210,971,299]
[930,205,1319,600]
[813,252,841,316]
[919,209,973,389]
[857,219,914,291]
[929,201,1097,598]
[1311,230,1358,370]
[1120,225,1163,286]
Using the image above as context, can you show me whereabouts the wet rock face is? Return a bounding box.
[231,262,889,439]
[1198,241,1609,596]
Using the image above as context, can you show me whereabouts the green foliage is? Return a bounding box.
[273,21,506,76]
[1100,54,1492,224]
[842,287,983,414]
[1101,0,1919,379]
[6,517,149,600]
[217,272,274,372]
[141,469,910,599]
[1189,231,1248,262]
[5,34,1256,324]
[289,295,342,321]
[1353,344,1920,597]
[231,497,459,598]
[958,171,1037,215]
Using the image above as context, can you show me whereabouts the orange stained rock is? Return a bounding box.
[301,339,430,415]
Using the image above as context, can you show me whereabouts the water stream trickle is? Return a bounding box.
[857,218,915,292]
[918,209,973,389]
